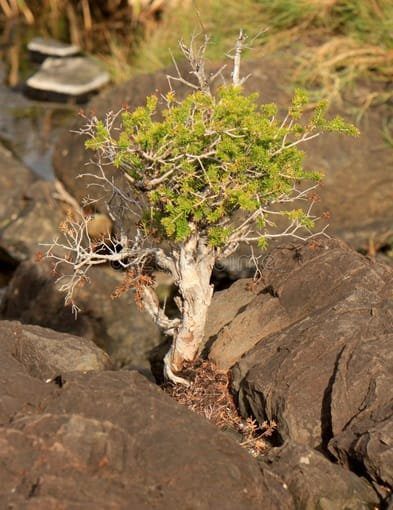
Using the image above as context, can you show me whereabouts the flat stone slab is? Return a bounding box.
[26,57,110,96]
[28,37,80,57]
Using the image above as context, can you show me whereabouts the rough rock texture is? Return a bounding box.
[0,144,35,234]
[328,333,393,497]
[203,278,265,353]
[230,240,392,448]
[53,55,393,248]
[0,330,274,510]
[0,144,38,269]
[0,339,51,426]
[261,443,379,509]
[1,320,112,380]
[0,321,111,425]
[1,258,162,372]
[206,238,393,502]
[207,238,392,371]
[0,176,65,263]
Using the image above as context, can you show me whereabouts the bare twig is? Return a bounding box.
[232,29,247,86]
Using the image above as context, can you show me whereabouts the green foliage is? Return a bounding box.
[84,121,112,150]
[86,84,358,246]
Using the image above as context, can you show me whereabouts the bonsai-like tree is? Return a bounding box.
[46,32,358,384]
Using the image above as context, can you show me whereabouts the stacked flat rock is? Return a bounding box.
[27,37,80,59]
[26,56,110,101]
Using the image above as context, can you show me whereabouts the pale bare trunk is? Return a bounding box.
[140,231,215,385]
[164,232,215,384]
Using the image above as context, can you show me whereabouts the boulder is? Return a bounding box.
[261,442,379,509]
[0,366,272,509]
[1,180,66,262]
[0,335,51,426]
[52,54,393,248]
[1,258,161,372]
[0,323,275,509]
[207,238,392,370]
[0,144,35,254]
[327,333,393,497]
[1,320,112,381]
[207,238,393,498]
[203,277,266,347]
[0,320,110,424]
[230,240,392,448]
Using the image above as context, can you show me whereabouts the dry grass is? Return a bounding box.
[134,0,393,108]
[163,360,277,457]
[1,0,392,107]
[295,36,393,106]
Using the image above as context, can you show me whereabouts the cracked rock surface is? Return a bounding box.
[205,238,392,503]
[0,321,276,510]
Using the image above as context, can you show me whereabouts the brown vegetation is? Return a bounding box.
[163,360,277,457]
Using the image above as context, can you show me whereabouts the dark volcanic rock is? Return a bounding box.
[0,367,272,509]
[0,144,35,233]
[207,238,392,370]
[0,320,110,424]
[53,55,393,248]
[0,320,112,380]
[0,341,50,426]
[203,277,266,347]
[230,239,392,448]
[1,258,162,372]
[0,144,36,266]
[0,177,65,263]
[212,238,393,499]
[328,333,393,496]
[261,442,379,509]
[0,324,275,509]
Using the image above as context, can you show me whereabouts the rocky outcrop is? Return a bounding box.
[0,147,65,263]
[0,320,111,424]
[0,322,275,510]
[260,443,379,509]
[1,259,161,373]
[53,55,393,248]
[0,144,35,235]
[1,180,67,262]
[0,315,382,509]
[1,236,390,507]
[0,320,112,381]
[0,143,160,373]
[206,238,392,371]
[328,333,393,498]
[0,149,161,373]
[203,238,392,502]
[229,240,392,451]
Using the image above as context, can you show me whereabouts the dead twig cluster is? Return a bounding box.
[111,268,154,309]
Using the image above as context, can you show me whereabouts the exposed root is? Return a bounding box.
[163,349,190,386]
[163,360,277,457]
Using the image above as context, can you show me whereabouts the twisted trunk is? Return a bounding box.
[164,233,215,384]
[141,231,215,385]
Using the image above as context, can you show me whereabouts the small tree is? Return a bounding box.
[46,32,358,384]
